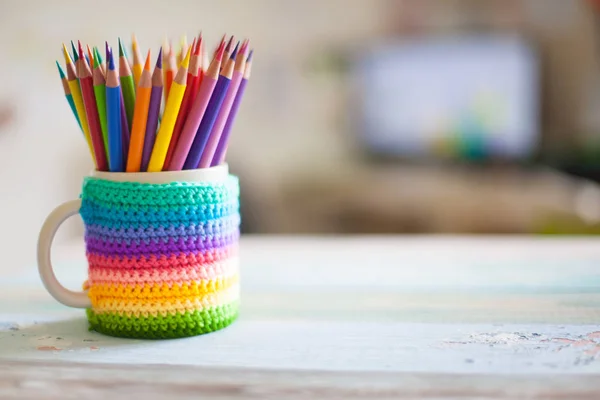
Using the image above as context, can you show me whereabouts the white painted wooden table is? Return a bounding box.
[1,236,600,399]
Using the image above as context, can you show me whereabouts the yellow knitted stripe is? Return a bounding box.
[87,274,238,301]
[90,284,240,317]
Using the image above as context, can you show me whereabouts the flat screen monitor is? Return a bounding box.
[352,35,540,161]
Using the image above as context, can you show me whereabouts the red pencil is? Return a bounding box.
[77,42,108,171]
[164,38,200,167]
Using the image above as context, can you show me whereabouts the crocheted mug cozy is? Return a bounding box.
[79,174,240,339]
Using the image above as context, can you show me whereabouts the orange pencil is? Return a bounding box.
[126,50,152,172]
[164,38,199,167]
[86,44,94,69]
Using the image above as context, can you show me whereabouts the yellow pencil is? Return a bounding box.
[147,47,191,172]
[62,43,96,167]
[131,33,143,86]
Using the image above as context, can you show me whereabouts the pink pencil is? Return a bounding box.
[198,41,248,168]
[167,41,225,171]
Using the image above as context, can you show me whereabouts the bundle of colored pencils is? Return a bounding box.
[56,33,253,172]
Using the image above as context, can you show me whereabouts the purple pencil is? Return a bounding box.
[212,49,252,166]
[198,41,247,168]
[141,49,164,171]
[182,46,235,170]
[166,41,225,171]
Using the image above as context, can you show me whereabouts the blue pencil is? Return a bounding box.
[105,44,124,172]
[182,44,237,170]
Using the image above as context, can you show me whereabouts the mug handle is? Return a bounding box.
[37,199,91,308]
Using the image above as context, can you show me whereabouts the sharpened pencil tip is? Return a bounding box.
[71,41,79,62]
[225,35,234,52]
[144,50,151,70]
[156,47,163,69]
[62,43,72,64]
[247,49,254,62]
[77,41,84,62]
[94,46,103,64]
[190,37,197,55]
[230,41,240,60]
[56,60,65,78]
[194,36,202,56]
[216,40,225,62]
[108,49,116,70]
[118,37,125,57]
[180,46,192,69]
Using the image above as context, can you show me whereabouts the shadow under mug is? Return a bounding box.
[37,164,241,339]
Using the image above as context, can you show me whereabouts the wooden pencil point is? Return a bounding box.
[144,50,152,70]
[71,41,79,61]
[225,35,234,52]
[56,60,65,78]
[118,38,125,57]
[180,46,192,69]
[156,47,163,68]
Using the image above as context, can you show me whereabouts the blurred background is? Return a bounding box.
[2,0,600,269]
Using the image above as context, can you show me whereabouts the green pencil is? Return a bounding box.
[118,38,136,128]
[56,60,82,131]
[92,50,109,155]
[94,46,106,77]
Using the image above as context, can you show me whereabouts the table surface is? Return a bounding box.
[2,236,600,399]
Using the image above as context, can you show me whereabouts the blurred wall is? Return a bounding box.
[0,0,599,269]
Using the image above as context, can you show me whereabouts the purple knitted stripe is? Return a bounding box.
[84,215,240,240]
[84,230,239,256]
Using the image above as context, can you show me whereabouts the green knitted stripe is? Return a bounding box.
[81,175,240,209]
[86,302,239,339]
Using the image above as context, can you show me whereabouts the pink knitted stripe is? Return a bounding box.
[88,258,239,285]
[86,246,237,269]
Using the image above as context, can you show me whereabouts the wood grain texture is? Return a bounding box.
[1,236,600,398]
[2,359,600,400]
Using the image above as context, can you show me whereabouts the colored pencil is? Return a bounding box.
[119,85,130,164]
[86,44,94,70]
[181,44,233,170]
[94,46,106,77]
[77,42,108,171]
[56,33,252,172]
[163,38,198,168]
[221,36,235,71]
[131,33,143,87]
[193,35,204,95]
[199,42,246,168]
[126,50,152,172]
[164,43,177,104]
[70,41,79,67]
[141,49,164,171]
[92,52,109,157]
[118,38,136,129]
[167,41,224,171]
[177,35,188,65]
[105,46,123,172]
[147,47,191,172]
[212,49,253,166]
[56,60,82,131]
[62,43,95,166]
